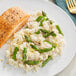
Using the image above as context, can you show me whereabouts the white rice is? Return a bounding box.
[6,11,65,72]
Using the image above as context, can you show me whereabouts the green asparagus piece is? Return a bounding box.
[30,44,39,51]
[35,29,56,38]
[49,20,53,24]
[25,60,40,65]
[56,25,64,36]
[35,29,41,34]
[12,47,18,60]
[45,17,49,21]
[42,11,46,16]
[39,21,43,26]
[36,16,43,22]
[39,47,53,53]
[39,17,46,26]
[35,29,50,34]
[30,44,53,53]
[50,31,57,37]
[43,31,56,38]
[44,40,56,48]
[42,56,52,67]
[23,48,27,62]
[25,35,32,42]
[40,29,50,33]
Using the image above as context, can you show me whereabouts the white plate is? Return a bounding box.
[0,0,76,76]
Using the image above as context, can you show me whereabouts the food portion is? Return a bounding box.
[0,7,30,48]
[6,11,65,72]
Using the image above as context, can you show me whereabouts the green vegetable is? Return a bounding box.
[39,17,46,26]
[45,17,49,21]
[49,20,53,24]
[35,29,41,34]
[42,11,46,16]
[42,56,52,67]
[25,35,32,42]
[43,31,56,38]
[30,44,53,53]
[25,60,40,65]
[56,25,64,36]
[43,33,50,38]
[23,48,27,62]
[39,47,53,53]
[36,16,43,22]
[12,47,18,60]
[35,29,50,34]
[30,44,39,51]
[50,31,57,37]
[40,29,50,33]
[44,40,56,48]
[39,21,43,26]
[35,29,56,38]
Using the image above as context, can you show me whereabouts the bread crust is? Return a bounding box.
[0,7,30,48]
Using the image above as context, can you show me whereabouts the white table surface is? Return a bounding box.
[48,0,76,76]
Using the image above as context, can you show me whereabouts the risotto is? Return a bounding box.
[6,11,65,72]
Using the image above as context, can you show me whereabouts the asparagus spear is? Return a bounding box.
[40,29,50,33]
[39,17,46,26]
[12,47,18,60]
[35,29,50,34]
[30,44,53,53]
[36,16,43,22]
[42,56,52,67]
[35,29,41,34]
[23,48,27,62]
[44,40,56,48]
[43,31,56,38]
[39,47,53,53]
[49,20,53,24]
[25,60,40,65]
[56,25,64,36]
[30,44,39,51]
[50,31,57,37]
[42,11,46,16]
[25,35,32,42]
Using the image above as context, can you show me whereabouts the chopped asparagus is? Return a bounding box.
[35,29,50,34]
[49,20,53,24]
[42,11,46,16]
[39,47,53,53]
[36,16,43,22]
[39,17,46,26]
[43,31,56,38]
[42,56,52,67]
[30,44,53,53]
[35,29,41,34]
[12,47,18,60]
[40,29,50,33]
[25,35,32,42]
[56,25,64,36]
[30,44,39,51]
[44,40,56,48]
[50,31,57,37]
[23,48,27,62]
[25,60,40,65]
